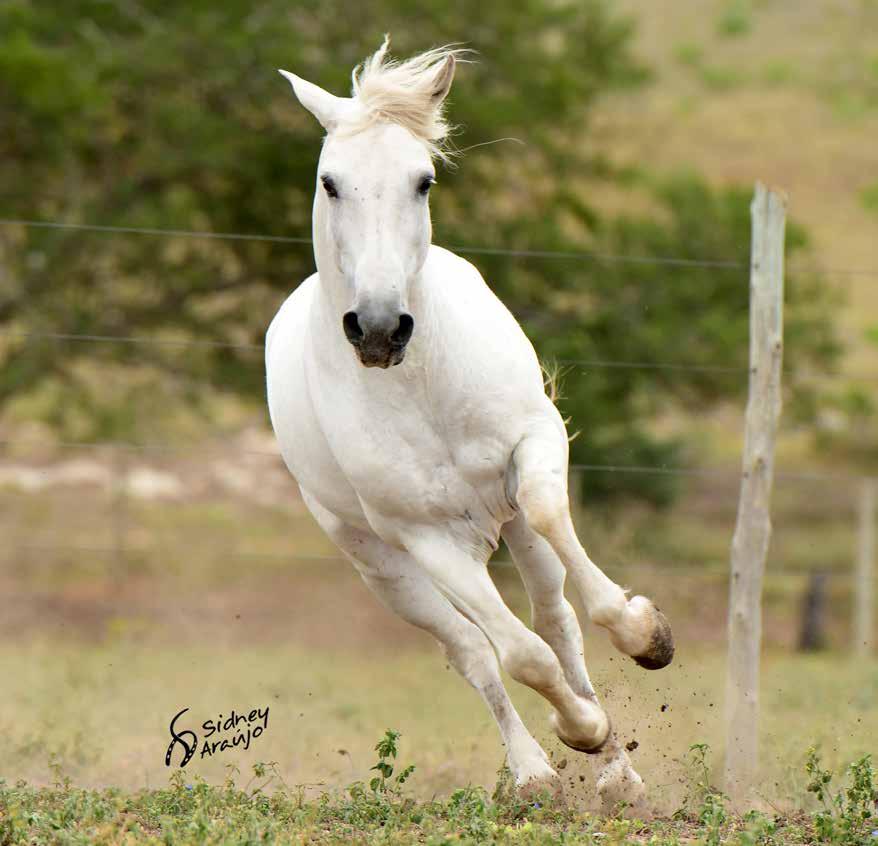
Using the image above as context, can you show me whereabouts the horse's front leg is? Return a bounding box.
[502,512,645,810]
[299,491,561,797]
[510,422,674,671]
[404,531,611,756]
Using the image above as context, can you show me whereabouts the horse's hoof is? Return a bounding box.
[608,596,675,670]
[550,707,611,755]
[517,772,566,806]
[631,604,674,670]
[597,758,646,813]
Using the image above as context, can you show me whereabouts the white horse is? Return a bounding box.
[266,39,673,806]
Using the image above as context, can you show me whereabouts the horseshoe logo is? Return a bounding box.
[165,708,198,768]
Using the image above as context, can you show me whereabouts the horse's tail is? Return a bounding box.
[539,360,579,443]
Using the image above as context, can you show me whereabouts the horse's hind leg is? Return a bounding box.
[299,492,561,796]
[510,421,674,671]
[502,512,645,809]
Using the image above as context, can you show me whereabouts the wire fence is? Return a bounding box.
[12,542,823,579]
[0,215,870,486]
[1,210,874,649]
[4,215,878,277]
[0,432,865,488]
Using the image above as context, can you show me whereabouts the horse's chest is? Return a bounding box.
[322,392,517,529]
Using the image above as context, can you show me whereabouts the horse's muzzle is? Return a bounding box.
[342,310,414,368]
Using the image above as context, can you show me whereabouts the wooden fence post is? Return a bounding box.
[854,478,876,656]
[724,183,786,803]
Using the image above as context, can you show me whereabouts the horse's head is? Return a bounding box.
[280,38,460,367]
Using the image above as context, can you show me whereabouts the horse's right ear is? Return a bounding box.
[278,70,349,131]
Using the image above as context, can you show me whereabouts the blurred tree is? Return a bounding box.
[0,0,839,502]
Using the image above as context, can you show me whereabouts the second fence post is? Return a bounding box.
[724,182,786,804]
[855,478,876,657]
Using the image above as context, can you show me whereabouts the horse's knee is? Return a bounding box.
[441,620,498,683]
[514,473,568,539]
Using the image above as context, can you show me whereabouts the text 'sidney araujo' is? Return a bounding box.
[166,705,270,767]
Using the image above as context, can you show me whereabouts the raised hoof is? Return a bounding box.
[631,604,674,670]
[550,710,611,755]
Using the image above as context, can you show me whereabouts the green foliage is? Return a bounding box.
[698,65,747,90]
[806,748,877,845]
[717,1,753,38]
[0,1,840,504]
[367,728,415,795]
[673,43,704,67]
[675,743,728,840]
[0,743,876,844]
[761,62,797,86]
[860,182,878,215]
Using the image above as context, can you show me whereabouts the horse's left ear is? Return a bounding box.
[430,55,455,105]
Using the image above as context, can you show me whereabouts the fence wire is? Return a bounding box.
[0,435,860,484]
[4,215,878,276]
[0,217,745,269]
[0,214,871,489]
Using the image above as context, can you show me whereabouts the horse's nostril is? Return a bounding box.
[391,313,414,346]
[342,311,364,344]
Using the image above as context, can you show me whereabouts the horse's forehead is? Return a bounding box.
[321,123,430,174]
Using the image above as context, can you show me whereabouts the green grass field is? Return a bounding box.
[2,448,875,842]
[2,752,875,845]
[1,638,876,843]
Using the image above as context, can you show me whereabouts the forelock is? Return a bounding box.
[341,37,468,163]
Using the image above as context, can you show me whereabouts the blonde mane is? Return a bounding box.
[345,36,468,162]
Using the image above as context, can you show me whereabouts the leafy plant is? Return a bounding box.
[717,0,753,38]
[368,728,416,795]
[861,183,878,215]
[675,743,730,845]
[805,747,877,844]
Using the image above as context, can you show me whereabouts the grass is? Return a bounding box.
[716,1,753,39]
[1,485,875,841]
[1,740,875,844]
[1,637,876,807]
[861,182,878,216]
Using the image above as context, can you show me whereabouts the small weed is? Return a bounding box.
[684,744,729,845]
[368,728,415,795]
[717,0,753,37]
[699,65,747,91]
[805,747,877,844]
[861,183,878,216]
[674,43,704,67]
[762,62,797,86]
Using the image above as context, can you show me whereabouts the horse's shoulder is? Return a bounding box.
[426,244,483,284]
[265,272,319,355]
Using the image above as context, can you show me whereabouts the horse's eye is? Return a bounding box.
[321,176,338,199]
[417,176,435,196]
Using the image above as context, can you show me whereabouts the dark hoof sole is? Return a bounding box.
[632,606,674,670]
